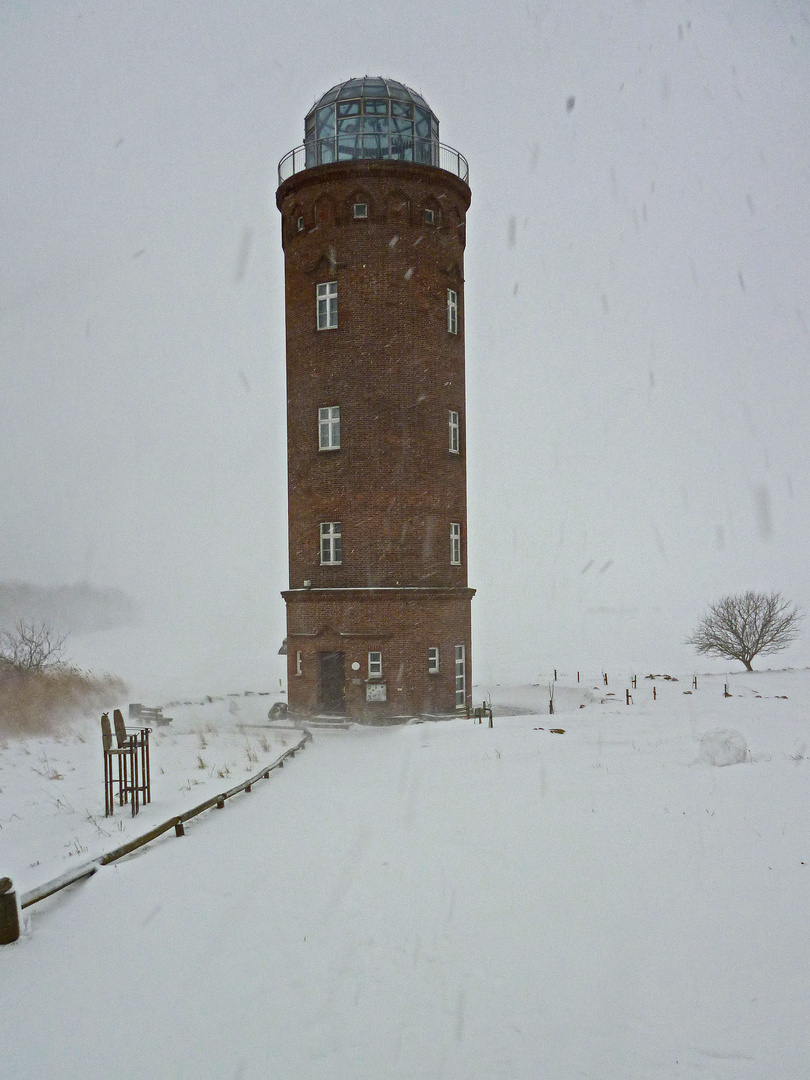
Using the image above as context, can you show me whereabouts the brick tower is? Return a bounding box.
[276,77,473,719]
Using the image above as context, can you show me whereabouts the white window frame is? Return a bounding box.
[320,521,342,565]
[319,406,340,450]
[353,202,368,219]
[295,650,302,676]
[317,281,337,330]
[424,208,435,225]
[368,651,382,679]
[428,647,440,674]
[296,216,305,232]
[455,644,466,708]
[450,522,461,565]
[449,410,460,454]
[447,288,458,334]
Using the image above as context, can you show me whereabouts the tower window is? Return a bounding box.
[455,645,466,707]
[368,651,382,679]
[449,410,460,454]
[317,281,338,330]
[295,650,302,676]
[320,521,342,564]
[450,523,461,565]
[424,208,435,225]
[319,406,340,450]
[447,289,458,334]
[428,647,440,674]
[353,202,368,219]
[296,216,305,232]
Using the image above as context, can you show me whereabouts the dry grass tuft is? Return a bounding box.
[0,664,127,738]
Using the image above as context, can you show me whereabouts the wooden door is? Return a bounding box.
[319,651,346,713]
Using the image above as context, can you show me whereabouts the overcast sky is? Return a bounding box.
[2,1,809,690]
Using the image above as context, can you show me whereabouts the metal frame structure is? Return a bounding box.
[101,710,151,817]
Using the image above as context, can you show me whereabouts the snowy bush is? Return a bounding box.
[698,728,749,767]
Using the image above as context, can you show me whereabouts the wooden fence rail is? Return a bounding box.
[20,729,312,911]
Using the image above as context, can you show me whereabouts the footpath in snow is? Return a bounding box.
[1,670,809,1078]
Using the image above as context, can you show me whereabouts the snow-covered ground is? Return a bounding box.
[1,668,809,1078]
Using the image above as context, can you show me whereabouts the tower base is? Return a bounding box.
[283,587,474,721]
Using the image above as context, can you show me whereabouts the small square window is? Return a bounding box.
[428,647,440,674]
[449,410,460,454]
[317,281,337,330]
[319,406,340,450]
[447,288,458,334]
[353,202,368,219]
[296,216,305,232]
[368,651,382,679]
[320,521,342,564]
[424,209,435,225]
[450,523,461,565]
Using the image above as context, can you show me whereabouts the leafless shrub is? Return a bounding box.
[0,620,67,671]
[0,619,126,736]
[686,590,803,671]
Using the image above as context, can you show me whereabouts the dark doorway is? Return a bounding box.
[318,651,346,713]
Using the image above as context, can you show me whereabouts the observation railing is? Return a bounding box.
[278,137,469,185]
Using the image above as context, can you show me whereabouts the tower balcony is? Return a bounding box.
[278,138,469,186]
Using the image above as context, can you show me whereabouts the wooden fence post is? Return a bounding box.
[0,877,20,945]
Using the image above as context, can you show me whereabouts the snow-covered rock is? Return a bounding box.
[699,728,749,767]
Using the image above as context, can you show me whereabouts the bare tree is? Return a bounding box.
[0,620,68,672]
[686,591,803,671]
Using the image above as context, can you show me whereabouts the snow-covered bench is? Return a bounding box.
[129,703,173,726]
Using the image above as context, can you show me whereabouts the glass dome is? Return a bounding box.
[304,77,440,169]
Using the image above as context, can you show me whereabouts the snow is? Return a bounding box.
[2,669,809,1077]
